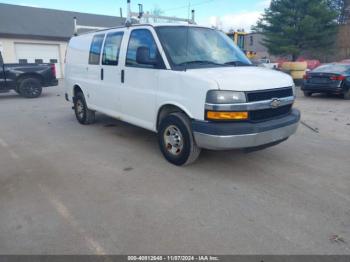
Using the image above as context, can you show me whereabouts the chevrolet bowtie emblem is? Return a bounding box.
[270,98,282,108]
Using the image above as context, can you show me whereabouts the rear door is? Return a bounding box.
[99,30,125,114]
[0,52,5,90]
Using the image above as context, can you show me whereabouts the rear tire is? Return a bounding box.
[303,91,312,97]
[18,78,42,98]
[74,92,95,125]
[344,89,350,100]
[158,112,201,166]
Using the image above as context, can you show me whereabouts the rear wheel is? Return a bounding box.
[158,112,201,166]
[18,78,42,98]
[344,89,350,100]
[74,92,95,125]
[303,91,312,97]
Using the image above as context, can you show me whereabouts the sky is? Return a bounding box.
[0,0,271,31]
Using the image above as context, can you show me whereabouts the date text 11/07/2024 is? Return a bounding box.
[127,256,220,261]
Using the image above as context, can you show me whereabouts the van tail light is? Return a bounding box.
[50,64,56,78]
[330,75,346,81]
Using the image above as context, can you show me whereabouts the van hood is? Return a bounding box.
[186,66,294,91]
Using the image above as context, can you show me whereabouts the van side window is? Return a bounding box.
[126,29,162,69]
[102,32,124,66]
[89,34,105,65]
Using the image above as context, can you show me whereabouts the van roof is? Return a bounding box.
[75,23,213,36]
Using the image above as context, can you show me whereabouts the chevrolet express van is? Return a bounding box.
[65,24,300,166]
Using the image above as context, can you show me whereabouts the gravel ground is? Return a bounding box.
[0,82,349,255]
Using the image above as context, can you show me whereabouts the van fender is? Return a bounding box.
[155,102,194,131]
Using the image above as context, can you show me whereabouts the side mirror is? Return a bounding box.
[136,47,158,66]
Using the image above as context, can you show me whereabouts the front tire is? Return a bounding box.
[158,112,201,166]
[18,78,42,98]
[74,92,95,125]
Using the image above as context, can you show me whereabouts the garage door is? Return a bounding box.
[15,43,62,78]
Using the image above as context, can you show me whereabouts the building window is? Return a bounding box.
[250,35,254,46]
[50,59,58,64]
[35,59,43,64]
[19,59,28,64]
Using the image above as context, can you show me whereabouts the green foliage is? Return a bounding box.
[253,0,338,60]
[327,0,350,24]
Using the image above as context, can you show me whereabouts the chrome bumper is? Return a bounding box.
[193,109,300,150]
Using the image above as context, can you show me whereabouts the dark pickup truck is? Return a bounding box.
[0,51,58,98]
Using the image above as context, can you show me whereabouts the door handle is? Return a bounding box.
[100,68,104,80]
[121,69,125,83]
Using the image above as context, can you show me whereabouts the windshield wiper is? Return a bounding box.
[178,60,224,66]
[224,61,252,67]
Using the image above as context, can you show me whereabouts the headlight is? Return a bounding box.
[206,90,246,104]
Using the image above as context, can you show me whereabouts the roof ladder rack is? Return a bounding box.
[73,17,108,36]
[73,1,196,35]
[126,0,196,26]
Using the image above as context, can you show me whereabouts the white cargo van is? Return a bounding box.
[65,23,300,166]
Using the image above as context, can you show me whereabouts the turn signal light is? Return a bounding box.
[207,111,248,120]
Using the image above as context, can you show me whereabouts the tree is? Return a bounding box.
[328,0,350,24]
[253,0,338,61]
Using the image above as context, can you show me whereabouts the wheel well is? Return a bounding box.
[157,104,188,130]
[73,85,83,97]
[17,74,43,88]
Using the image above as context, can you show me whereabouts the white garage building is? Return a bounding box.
[0,3,125,78]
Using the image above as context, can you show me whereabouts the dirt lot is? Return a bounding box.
[0,82,349,255]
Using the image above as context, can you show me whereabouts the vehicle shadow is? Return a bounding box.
[0,91,55,100]
[304,93,345,100]
[91,113,270,172]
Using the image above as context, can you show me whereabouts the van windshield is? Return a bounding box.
[156,26,252,70]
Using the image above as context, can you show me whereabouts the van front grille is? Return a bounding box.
[246,87,293,102]
[250,105,293,122]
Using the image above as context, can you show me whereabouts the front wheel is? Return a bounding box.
[74,92,95,125]
[18,78,42,98]
[158,112,201,166]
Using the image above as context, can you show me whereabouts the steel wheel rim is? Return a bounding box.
[76,100,84,119]
[163,125,184,156]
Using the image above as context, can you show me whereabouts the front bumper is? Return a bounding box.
[192,109,300,150]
